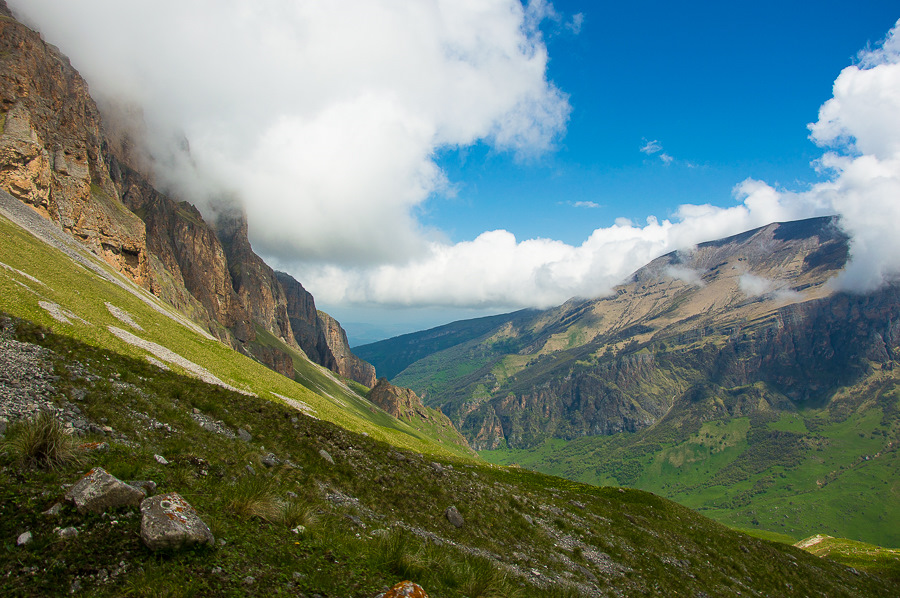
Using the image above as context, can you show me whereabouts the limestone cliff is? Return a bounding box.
[0,10,150,287]
[318,311,376,388]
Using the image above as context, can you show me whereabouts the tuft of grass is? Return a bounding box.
[1,411,83,470]
[459,556,520,598]
[278,498,319,529]
[225,475,280,522]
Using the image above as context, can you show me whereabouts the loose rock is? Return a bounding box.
[140,492,214,550]
[16,531,32,546]
[237,428,252,442]
[58,526,78,539]
[445,505,464,528]
[65,468,145,513]
[318,449,334,464]
[154,454,169,465]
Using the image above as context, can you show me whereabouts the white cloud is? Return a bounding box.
[9,0,570,266]
[640,139,663,155]
[572,201,601,208]
[738,273,775,297]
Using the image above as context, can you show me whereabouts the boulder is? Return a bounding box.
[64,468,145,513]
[380,580,429,598]
[445,505,464,528]
[140,492,214,551]
[318,449,334,464]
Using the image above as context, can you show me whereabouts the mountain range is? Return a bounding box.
[356,216,900,546]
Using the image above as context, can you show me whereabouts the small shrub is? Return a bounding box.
[1,411,82,470]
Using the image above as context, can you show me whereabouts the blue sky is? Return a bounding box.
[427,0,899,245]
[11,1,900,345]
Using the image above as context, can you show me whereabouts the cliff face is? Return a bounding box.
[275,271,337,370]
[0,13,150,287]
[318,311,376,388]
[368,378,430,420]
[0,7,377,388]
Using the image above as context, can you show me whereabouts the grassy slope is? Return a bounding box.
[1,316,896,597]
[0,213,468,459]
[481,376,900,548]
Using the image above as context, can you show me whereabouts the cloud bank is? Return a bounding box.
[10,0,569,267]
[9,2,900,312]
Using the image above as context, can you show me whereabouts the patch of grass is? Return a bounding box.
[1,411,83,470]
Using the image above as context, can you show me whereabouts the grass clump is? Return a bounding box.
[1,411,82,470]
[225,475,280,522]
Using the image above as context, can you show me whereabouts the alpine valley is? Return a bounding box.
[357,216,900,548]
[0,2,898,597]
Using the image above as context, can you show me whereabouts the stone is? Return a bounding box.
[154,454,169,465]
[261,453,279,468]
[58,526,78,539]
[380,580,429,598]
[445,505,464,528]
[42,503,63,516]
[523,514,534,525]
[429,462,444,474]
[318,449,334,464]
[243,576,255,585]
[16,531,32,546]
[245,464,256,476]
[140,492,214,551]
[237,428,252,442]
[65,468,145,513]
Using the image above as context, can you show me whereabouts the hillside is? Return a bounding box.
[360,217,900,546]
[2,311,897,597]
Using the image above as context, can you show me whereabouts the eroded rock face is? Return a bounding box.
[64,467,145,513]
[318,311,376,387]
[140,492,214,551]
[0,16,150,287]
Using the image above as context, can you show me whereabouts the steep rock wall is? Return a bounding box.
[318,311,376,388]
[0,13,150,287]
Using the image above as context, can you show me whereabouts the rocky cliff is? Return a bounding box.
[318,311,377,388]
[0,5,377,388]
[0,10,150,288]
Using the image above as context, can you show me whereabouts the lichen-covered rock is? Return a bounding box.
[380,580,429,598]
[140,492,214,551]
[64,467,145,513]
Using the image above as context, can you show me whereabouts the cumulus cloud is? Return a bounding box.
[9,0,570,265]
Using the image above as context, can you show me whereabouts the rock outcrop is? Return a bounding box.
[368,378,430,420]
[318,311,376,387]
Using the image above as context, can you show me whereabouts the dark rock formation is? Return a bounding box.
[276,271,338,370]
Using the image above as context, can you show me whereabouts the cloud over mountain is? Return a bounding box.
[8,2,900,311]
